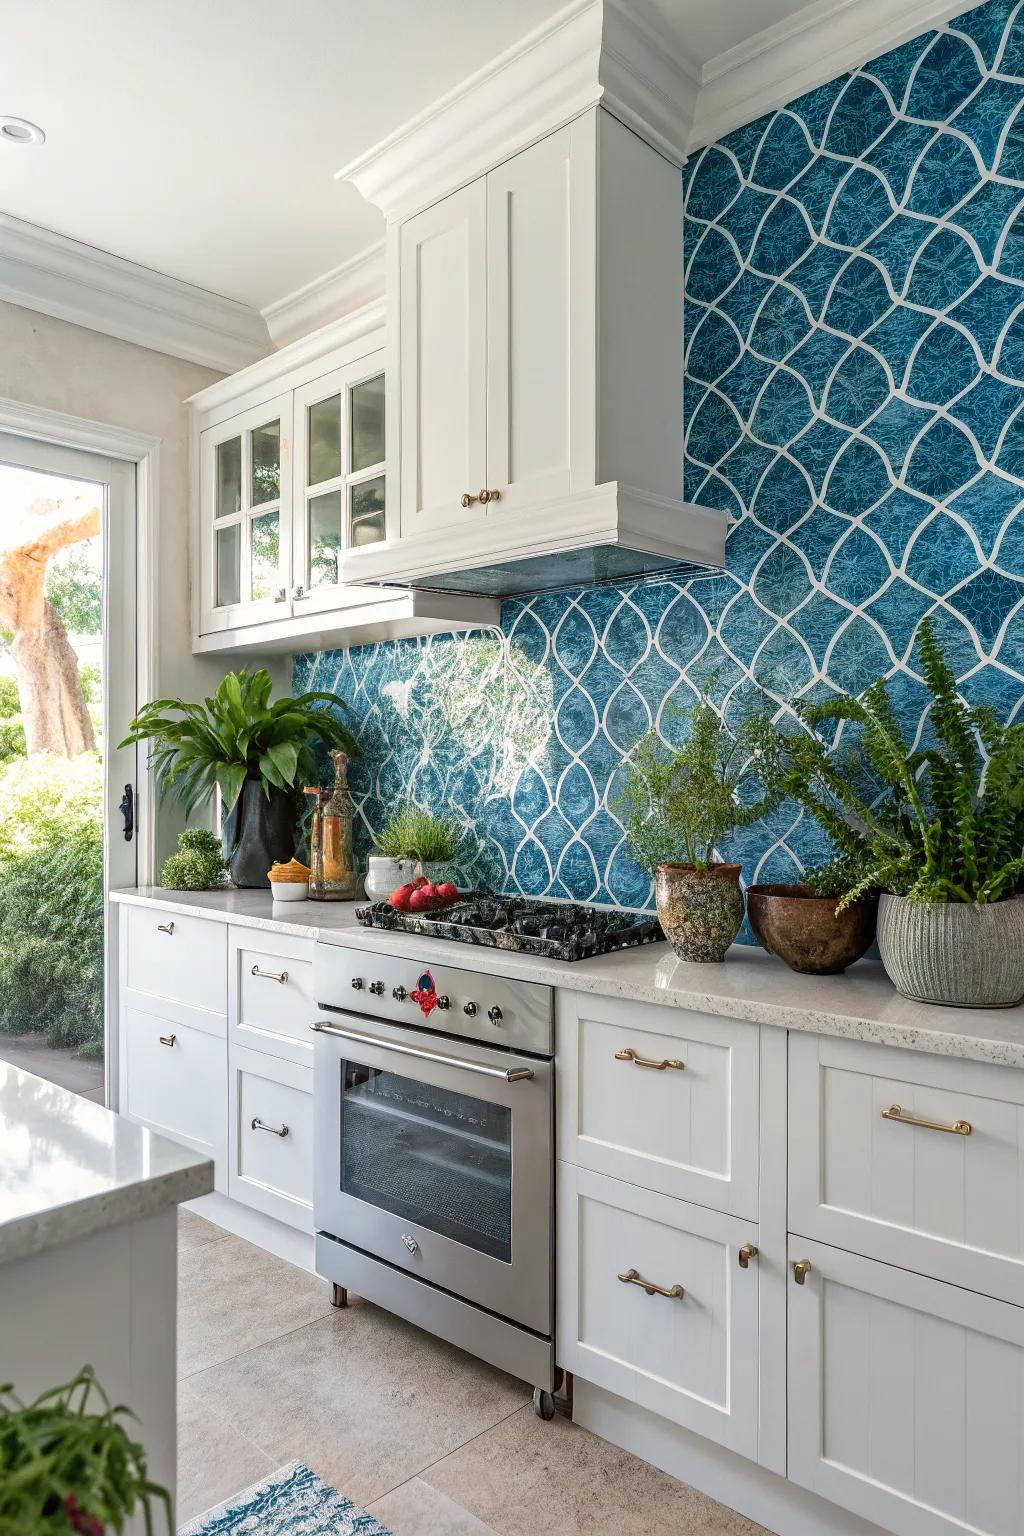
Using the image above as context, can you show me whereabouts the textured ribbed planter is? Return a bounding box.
[655,863,744,963]
[877,893,1024,1008]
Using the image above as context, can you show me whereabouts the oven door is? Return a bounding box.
[312,1013,553,1335]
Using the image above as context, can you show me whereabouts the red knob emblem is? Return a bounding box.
[410,970,439,1017]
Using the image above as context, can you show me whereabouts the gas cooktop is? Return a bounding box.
[354,892,663,962]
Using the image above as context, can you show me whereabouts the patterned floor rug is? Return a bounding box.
[178,1460,392,1535]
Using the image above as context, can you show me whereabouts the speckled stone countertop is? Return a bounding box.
[0,1061,213,1265]
[111,887,1024,1070]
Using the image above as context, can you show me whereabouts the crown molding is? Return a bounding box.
[0,213,270,372]
[262,241,386,348]
[186,298,386,414]
[688,0,980,150]
[336,0,696,222]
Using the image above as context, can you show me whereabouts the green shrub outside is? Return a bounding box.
[0,754,103,1054]
[0,676,25,765]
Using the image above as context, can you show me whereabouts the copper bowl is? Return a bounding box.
[747,883,877,975]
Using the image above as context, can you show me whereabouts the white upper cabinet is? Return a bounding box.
[189,319,497,655]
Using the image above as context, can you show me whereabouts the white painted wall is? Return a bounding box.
[0,298,286,863]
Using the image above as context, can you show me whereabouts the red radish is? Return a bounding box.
[435,882,458,903]
[388,882,415,911]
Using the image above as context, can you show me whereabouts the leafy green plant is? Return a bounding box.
[120,668,358,816]
[160,827,227,891]
[617,694,777,872]
[0,754,103,1053]
[0,674,25,764]
[0,1366,170,1536]
[374,805,461,863]
[766,619,1024,907]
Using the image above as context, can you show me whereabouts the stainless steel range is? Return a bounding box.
[311,941,557,1413]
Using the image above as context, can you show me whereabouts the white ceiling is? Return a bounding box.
[1,0,829,315]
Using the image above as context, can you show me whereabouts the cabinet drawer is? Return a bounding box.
[121,1006,226,1184]
[557,1163,759,1459]
[790,1034,1024,1305]
[789,1236,1024,1536]
[229,1045,312,1232]
[557,992,759,1218]
[229,927,315,1065]
[124,905,226,1019]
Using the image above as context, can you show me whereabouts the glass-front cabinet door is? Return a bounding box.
[199,393,292,634]
[292,356,386,615]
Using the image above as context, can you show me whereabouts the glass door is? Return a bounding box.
[199,394,292,634]
[291,358,387,616]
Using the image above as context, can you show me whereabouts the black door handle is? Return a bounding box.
[119,783,134,843]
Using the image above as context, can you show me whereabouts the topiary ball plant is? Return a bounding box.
[160,827,227,891]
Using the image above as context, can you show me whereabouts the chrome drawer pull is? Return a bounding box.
[618,1267,683,1299]
[615,1048,684,1072]
[251,1117,290,1138]
[158,1033,176,1047]
[157,922,175,935]
[882,1103,972,1136]
[252,964,289,984]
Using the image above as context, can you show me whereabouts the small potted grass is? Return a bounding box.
[365,805,462,900]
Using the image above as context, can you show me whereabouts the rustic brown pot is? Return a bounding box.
[655,863,744,963]
[747,883,877,975]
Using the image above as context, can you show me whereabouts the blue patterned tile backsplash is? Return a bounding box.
[295,0,1024,920]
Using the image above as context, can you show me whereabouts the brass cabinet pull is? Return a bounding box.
[881,1103,972,1136]
[251,1117,290,1138]
[478,488,501,504]
[156,922,175,935]
[461,492,479,508]
[618,1267,684,1299]
[158,1033,176,1047]
[793,1259,812,1285]
[738,1243,758,1270]
[252,964,289,984]
[615,1048,684,1072]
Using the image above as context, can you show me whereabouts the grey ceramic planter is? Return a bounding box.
[877,893,1024,1008]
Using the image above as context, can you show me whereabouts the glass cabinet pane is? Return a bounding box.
[216,523,241,607]
[251,420,280,504]
[309,490,342,588]
[351,375,384,472]
[340,1062,512,1262]
[308,395,341,486]
[350,475,386,546]
[250,510,280,601]
[216,437,241,519]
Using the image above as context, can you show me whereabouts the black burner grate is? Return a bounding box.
[354,893,664,962]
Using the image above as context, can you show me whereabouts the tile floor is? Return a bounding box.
[177,1208,767,1535]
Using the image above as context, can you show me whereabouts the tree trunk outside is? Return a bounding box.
[11,599,96,756]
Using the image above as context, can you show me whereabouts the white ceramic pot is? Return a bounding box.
[364,855,417,901]
[270,880,309,903]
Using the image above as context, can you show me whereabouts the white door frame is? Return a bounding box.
[0,394,160,1106]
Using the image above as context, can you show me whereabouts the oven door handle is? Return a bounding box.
[310,1019,535,1083]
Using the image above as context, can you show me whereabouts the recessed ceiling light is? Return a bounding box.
[0,117,46,146]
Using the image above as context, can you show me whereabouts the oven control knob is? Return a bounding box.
[488,1005,504,1026]
[351,977,364,990]
[393,985,407,1002]
[464,1001,478,1017]
[401,1233,419,1254]
[369,981,385,996]
[436,995,450,1010]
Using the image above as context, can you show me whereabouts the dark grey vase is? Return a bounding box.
[222,779,296,889]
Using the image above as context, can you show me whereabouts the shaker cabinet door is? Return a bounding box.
[398,181,487,538]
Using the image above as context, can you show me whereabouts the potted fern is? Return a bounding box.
[366,806,461,899]
[618,694,776,962]
[121,669,357,889]
[773,619,1024,1007]
[0,1367,170,1535]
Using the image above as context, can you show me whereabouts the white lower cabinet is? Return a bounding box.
[229,1044,313,1233]
[788,1236,1024,1536]
[558,1162,759,1459]
[120,1004,226,1184]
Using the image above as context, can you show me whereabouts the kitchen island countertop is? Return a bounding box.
[111,886,1024,1070]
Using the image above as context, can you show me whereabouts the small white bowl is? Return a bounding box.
[270,881,309,903]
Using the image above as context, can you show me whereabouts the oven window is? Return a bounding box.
[340,1061,512,1263]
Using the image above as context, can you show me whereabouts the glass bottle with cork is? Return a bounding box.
[304,750,357,900]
